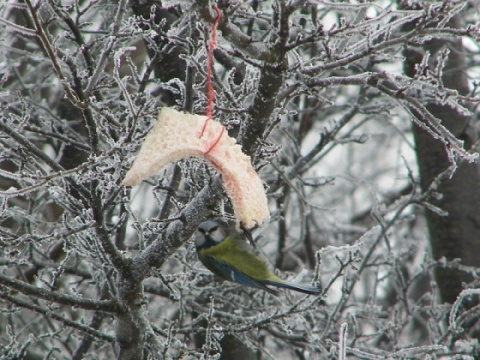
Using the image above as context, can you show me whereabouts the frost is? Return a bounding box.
[4,186,18,193]
[2,0,480,358]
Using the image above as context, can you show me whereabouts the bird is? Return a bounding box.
[195,220,321,296]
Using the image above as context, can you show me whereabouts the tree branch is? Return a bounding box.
[0,273,122,313]
[24,0,87,108]
[0,291,114,342]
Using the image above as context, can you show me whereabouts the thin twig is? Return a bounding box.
[24,0,87,108]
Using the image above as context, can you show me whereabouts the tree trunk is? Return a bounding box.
[404,14,480,304]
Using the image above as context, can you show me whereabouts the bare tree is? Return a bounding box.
[1,1,479,359]
[402,4,480,306]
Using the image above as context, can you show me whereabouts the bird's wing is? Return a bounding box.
[200,255,279,296]
[200,236,273,278]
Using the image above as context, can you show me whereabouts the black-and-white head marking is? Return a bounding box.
[195,220,227,249]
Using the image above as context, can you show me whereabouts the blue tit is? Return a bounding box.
[195,220,321,296]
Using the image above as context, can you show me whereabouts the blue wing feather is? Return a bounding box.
[263,280,321,295]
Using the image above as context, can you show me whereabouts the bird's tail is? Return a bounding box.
[263,279,321,296]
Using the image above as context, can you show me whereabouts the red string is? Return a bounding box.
[205,127,225,155]
[199,5,222,138]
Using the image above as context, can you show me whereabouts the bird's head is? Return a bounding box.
[195,220,227,249]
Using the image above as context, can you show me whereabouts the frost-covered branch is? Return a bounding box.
[0,273,122,312]
[24,0,87,109]
[0,292,114,343]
